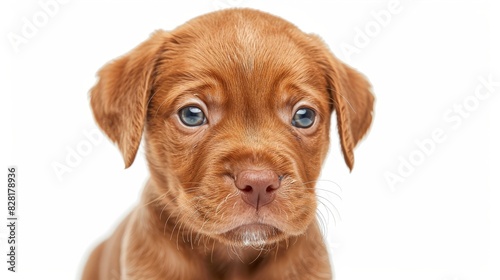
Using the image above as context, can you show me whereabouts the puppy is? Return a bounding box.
[82,8,373,280]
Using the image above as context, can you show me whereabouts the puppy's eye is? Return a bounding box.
[291,108,315,128]
[179,106,206,127]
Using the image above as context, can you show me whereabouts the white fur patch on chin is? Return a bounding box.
[241,230,267,247]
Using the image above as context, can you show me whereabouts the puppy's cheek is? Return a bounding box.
[295,134,330,181]
[274,186,318,234]
[163,119,208,178]
[181,176,237,233]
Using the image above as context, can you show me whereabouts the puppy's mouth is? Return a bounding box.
[220,223,283,247]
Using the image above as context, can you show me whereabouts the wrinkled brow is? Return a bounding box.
[152,77,226,116]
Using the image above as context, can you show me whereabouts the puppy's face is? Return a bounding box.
[90,9,373,247]
[148,18,332,246]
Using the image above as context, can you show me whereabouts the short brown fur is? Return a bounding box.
[83,8,373,280]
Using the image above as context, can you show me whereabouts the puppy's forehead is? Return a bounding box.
[166,9,326,107]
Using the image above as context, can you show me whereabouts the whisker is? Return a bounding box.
[316,208,328,236]
[159,202,170,221]
[164,209,178,236]
[274,240,280,261]
[140,191,168,208]
[317,196,341,222]
[211,238,216,263]
[249,248,265,264]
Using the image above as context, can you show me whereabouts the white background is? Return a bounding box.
[1,0,499,279]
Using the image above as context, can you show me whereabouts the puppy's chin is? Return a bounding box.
[218,223,285,247]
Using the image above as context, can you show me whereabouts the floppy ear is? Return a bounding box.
[90,30,168,168]
[311,36,374,170]
[332,63,374,170]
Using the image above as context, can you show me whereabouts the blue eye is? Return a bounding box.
[292,108,315,128]
[179,106,206,127]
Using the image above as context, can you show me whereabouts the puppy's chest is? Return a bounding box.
[199,247,270,280]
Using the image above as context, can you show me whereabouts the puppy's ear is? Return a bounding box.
[311,36,374,170]
[332,63,374,171]
[90,31,168,168]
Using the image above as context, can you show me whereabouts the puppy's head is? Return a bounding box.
[90,9,373,247]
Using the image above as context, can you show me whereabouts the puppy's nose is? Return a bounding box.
[235,170,280,210]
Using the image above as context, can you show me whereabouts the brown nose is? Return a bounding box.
[235,170,280,210]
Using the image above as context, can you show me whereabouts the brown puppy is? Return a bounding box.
[82,8,373,280]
